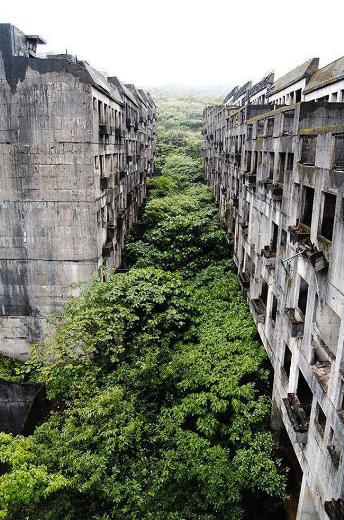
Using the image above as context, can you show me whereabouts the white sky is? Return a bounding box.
[2,0,344,89]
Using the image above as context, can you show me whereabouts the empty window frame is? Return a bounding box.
[271,294,278,325]
[261,280,269,307]
[247,124,253,140]
[268,152,275,179]
[315,403,327,436]
[283,111,294,135]
[297,370,313,420]
[328,427,341,468]
[334,134,344,171]
[287,152,294,172]
[257,120,264,137]
[298,277,309,317]
[272,222,279,251]
[301,136,316,165]
[320,192,336,241]
[295,89,302,103]
[283,343,292,379]
[301,186,314,227]
[266,117,274,137]
[278,152,286,183]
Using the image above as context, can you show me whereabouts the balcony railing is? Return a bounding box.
[282,393,309,443]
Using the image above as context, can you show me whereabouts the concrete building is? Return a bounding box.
[204,59,344,519]
[0,24,156,359]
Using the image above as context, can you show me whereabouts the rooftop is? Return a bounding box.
[304,56,344,94]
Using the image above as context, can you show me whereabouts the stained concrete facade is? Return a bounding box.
[0,24,156,359]
[204,85,344,518]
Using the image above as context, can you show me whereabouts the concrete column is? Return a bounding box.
[296,476,320,520]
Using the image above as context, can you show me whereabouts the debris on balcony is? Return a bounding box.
[251,298,266,323]
[283,393,309,434]
[306,249,329,272]
[288,225,311,244]
[239,271,250,290]
[311,360,331,392]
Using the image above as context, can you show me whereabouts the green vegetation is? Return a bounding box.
[0,92,286,519]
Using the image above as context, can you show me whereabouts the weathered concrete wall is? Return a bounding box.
[0,24,156,359]
[204,100,344,519]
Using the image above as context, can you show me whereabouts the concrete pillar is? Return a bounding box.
[296,477,320,520]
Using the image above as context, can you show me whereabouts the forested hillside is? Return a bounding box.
[0,92,287,519]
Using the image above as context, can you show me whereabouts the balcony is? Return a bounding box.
[239,271,250,291]
[245,174,256,188]
[99,123,111,136]
[282,393,309,443]
[250,298,266,323]
[324,499,344,520]
[107,223,116,240]
[114,127,122,139]
[310,360,331,393]
[261,246,276,269]
[267,183,283,201]
[102,241,114,258]
[285,308,304,337]
[100,177,111,190]
[288,225,311,245]
[258,178,273,189]
[305,249,328,272]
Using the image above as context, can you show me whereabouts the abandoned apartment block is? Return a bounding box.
[204,56,344,519]
[0,24,156,358]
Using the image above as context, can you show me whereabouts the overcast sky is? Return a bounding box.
[2,0,344,90]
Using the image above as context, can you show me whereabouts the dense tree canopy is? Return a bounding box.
[0,92,287,519]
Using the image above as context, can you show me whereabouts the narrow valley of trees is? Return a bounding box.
[0,91,287,519]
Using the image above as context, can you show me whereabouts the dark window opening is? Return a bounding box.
[328,427,341,468]
[295,89,302,103]
[266,118,274,137]
[268,152,275,180]
[302,186,314,227]
[297,371,313,419]
[298,277,309,316]
[98,100,102,123]
[257,120,264,137]
[247,124,253,140]
[278,152,286,183]
[334,135,344,171]
[301,136,316,165]
[316,403,327,436]
[253,151,258,174]
[283,111,294,135]
[261,280,268,307]
[283,344,292,379]
[281,229,287,248]
[246,150,252,172]
[271,294,278,324]
[320,193,336,241]
[272,222,279,251]
[287,152,294,171]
